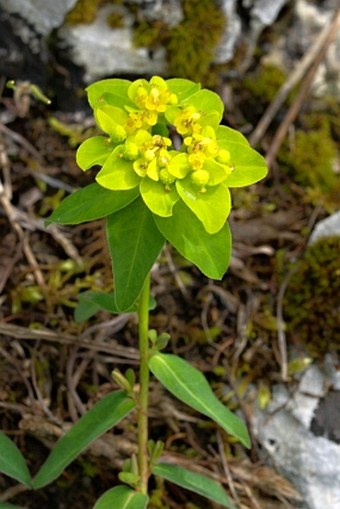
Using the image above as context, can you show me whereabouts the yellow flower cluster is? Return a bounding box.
[132,132,173,182]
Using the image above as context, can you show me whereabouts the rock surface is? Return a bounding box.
[1,0,339,95]
[308,211,340,245]
[0,0,77,35]
[58,4,167,82]
[253,363,340,509]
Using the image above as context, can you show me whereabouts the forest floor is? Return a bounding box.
[0,71,339,509]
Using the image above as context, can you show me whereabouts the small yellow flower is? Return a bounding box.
[173,106,201,135]
[159,168,176,188]
[191,169,209,190]
[188,152,205,171]
[128,76,178,117]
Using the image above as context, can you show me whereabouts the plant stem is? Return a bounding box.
[137,272,151,495]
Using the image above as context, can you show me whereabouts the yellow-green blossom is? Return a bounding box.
[128,76,178,114]
[79,77,267,235]
[173,105,202,135]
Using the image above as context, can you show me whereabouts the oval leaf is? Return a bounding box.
[45,184,138,225]
[176,179,231,234]
[76,136,114,171]
[86,79,132,109]
[183,89,224,125]
[106,197,165,311]
[149,353,250,447]
[0,433,31,487]
[219,141,268,188]
[93,485,149,509]
[153,463,236,508]
[140,178,180,217]
[32,391,136,489]
[96,149,140,191]
[166,78,200,101]
[216,126,250,147]
[154,200,231,279]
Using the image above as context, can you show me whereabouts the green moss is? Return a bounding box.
[133,20,166,48]
[106,11,124,28]
[278,118,339,211]
[244,63,289,104]
[65,0,103,24]
[133,0,226,84]
[283,236,340,356]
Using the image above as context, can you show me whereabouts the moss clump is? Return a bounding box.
[284,236,340,356]
[278,118,339,211]
[106,11,124,28]
[133,0,226,84]
[65,0,103,25]
[244,63,289,104]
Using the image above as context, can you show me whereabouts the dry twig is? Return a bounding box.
[249,9,340,147]
[265,9,340,168]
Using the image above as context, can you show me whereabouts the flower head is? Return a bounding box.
[128,76,178,114]
[79,77,267,234]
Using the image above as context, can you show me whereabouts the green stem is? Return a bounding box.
[137,272,151,495]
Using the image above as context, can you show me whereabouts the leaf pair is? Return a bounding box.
[46,186,232,313]
[0,391,136,491]
[93,464,236,509]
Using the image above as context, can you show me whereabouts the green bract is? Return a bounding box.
[48,76,267,310]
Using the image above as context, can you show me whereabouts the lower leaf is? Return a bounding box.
[106,197,165,312]
[0,432,31,487]
[154,200,231,279]
[149,353,250,447]
[93,485,149,509]
[0,504,28,509]
[74,291,157,322]
[153,463,236,508]
[45,183,138,225]
[32,391,136,489]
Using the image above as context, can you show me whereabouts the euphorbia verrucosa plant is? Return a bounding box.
[0,77,267,509]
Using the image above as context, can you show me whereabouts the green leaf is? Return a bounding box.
[0,504,28,509]
[96,147,140,190]
[74,291,122,322]
[183,89,224,127]
[45,183,138,225]
[216,130,268,187]
[0,433,31,487]
[153,463,236,508]
[216,126,250,147]
[93,485,149,509]
[149,353,250,447]
[106,197,165,311]
[166,78,201,101]
[74,291,157,322]
[95,106,128,140]
[140,178,180,217]
[154,201,231,279]
[86,79,132,110]
[176,179,231,234]
[32,391,136,489]
[76,136,114,170]
[226,142,267,187]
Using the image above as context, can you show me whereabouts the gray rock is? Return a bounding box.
[0,0,77,35]
[308,211,340,245]
[253,363,340,509]
[245,0,290,27]
[214,0,241,64]
[291,0,340,97]
[59,5,167,83]
[125,0,183,27]
[255,410,340,509]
